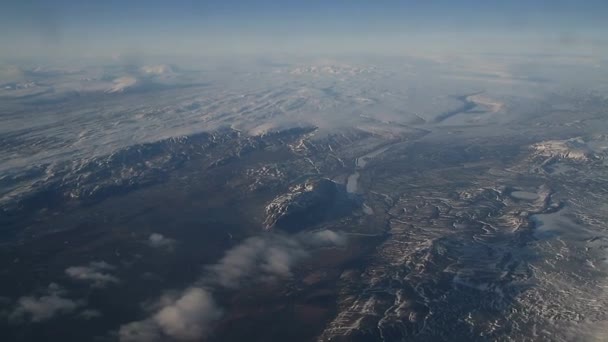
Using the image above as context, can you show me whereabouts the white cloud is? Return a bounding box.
[308,229,347,247]
[206,235,305,288]
[147,233,176,250]
[120,230,346,339]
[206,230,346,288]
[10,283,82,322]
[154,287,221,340]
[65,261,119,287]
[119,287,221,342]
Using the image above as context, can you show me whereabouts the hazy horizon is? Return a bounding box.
[2,0,607,61]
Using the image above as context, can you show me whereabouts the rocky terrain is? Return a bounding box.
[1,55,608,342]
[263,178,355,231]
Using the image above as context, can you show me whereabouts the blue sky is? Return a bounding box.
[1,0,607,59]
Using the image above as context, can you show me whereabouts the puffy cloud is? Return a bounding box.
[147,233,176,250]
[10,283,82,322]
[206,230,346,288]
[65,261,119,288]
[120,230,346,339]
[206,235,305,289]
[308,229,347,247]
[154,288,221,340]
[119,287,221,342]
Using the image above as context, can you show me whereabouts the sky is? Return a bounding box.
[1,0,607,60]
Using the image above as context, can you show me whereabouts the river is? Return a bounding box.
[346,144,394,194]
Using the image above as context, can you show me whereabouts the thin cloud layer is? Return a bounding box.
[65,261,119,288]
[10,283,82,323]
[80,309,102,320]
